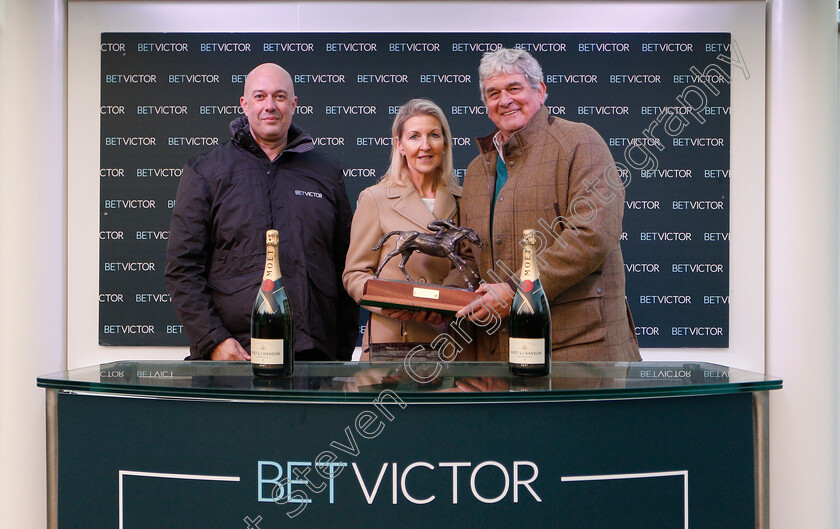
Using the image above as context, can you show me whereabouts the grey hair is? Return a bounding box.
[478,48,547,104]
[379,98,459,192]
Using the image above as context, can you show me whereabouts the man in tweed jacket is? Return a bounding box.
[453,48,641,362]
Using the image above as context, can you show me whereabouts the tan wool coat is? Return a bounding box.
[343,182,468,351]
[455,105,641,362]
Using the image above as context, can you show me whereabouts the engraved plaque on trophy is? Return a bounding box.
[359,219,482,316]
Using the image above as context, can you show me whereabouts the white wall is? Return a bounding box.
[766,1,839,528]
[0,1,66,528]
[67,0,768,371]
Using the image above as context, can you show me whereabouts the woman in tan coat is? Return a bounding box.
[343,99,472,359]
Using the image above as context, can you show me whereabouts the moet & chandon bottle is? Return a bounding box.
[508,229,551,376]
[251,230,294,377]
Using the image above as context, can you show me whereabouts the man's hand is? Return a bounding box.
[210,337,251,361]
[456,282,514,321]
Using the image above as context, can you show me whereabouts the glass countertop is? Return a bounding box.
[37,361,782,403]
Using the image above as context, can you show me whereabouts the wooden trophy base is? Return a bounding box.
[360,279,480,316]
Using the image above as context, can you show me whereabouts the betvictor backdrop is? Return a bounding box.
[98,32,733,349]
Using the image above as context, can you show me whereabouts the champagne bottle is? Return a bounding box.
[251,229,294,377]
[508,229,551,376]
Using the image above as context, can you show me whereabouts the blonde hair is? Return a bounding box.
[379,98,459,192]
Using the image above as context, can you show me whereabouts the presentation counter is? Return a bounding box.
[38,360,781,528]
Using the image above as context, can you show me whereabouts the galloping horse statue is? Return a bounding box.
[372,219,482,290]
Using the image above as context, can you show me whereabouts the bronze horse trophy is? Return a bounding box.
[372,219,482,290]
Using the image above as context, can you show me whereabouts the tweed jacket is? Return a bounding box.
[457,105,640,361]
[343,182,467,349]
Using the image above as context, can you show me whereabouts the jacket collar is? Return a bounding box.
[384,182,460,228]
[229,115,314,159]
[475,105,553,157]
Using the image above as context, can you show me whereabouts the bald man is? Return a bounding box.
[166,63,358,362]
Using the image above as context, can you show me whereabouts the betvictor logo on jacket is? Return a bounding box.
[295,189,323,199]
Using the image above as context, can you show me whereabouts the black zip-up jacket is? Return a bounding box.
[165,116,358,360]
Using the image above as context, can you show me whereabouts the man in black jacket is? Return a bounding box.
[165,63,358,361]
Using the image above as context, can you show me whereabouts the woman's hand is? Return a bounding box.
[382,308,449,325]
[412,310,448,325]
[381,308,415,321]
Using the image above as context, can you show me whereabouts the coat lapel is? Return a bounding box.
[388,183,435,229]
[387,182,461,229]
[432,186,458,223]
